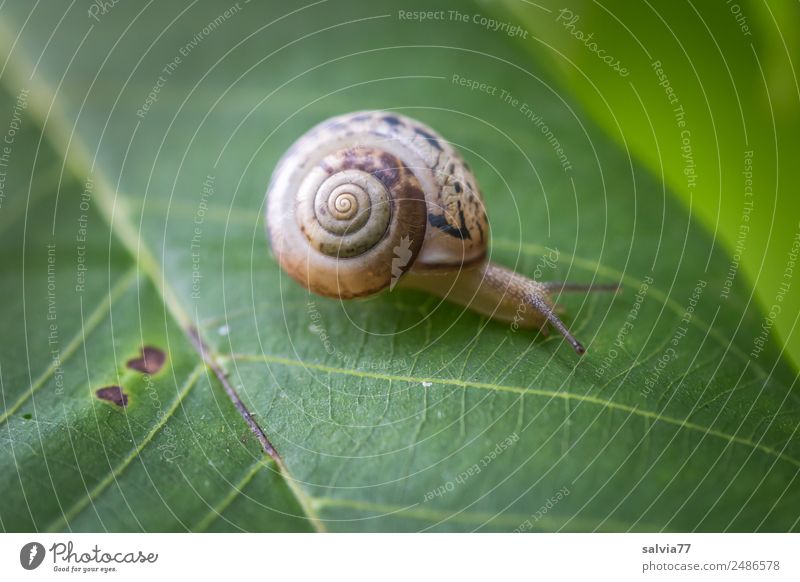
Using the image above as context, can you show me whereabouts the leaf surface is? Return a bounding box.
[0,0,797,532]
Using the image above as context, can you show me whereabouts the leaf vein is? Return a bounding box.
[224,352,800,468]
[0,266,137,426]
[46,363,203,532]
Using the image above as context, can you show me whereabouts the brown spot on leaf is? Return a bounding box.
[126,345,166,375]
[96,385,128,407]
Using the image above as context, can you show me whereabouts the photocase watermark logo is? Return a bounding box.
[390,235,414,290]
[87,0,121,22]
[19,542,46,570]
[16,540,158,574]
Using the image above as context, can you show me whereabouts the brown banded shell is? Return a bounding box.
[267,115,430,298]
[267,111,489,298]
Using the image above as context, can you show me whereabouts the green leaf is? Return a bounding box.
[0,0,798,532]
[492,0,800,368]
[0,82,313,533]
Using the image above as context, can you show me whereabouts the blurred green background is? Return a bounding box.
[491,0,800,368]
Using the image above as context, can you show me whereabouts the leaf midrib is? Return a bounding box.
[0,16,324,532]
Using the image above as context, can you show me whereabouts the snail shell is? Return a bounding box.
[267,111,614,355]
[266,111,488,298]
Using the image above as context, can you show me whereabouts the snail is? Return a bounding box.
[266,111,615,355]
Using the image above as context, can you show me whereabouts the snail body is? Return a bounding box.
[267,111,609,354]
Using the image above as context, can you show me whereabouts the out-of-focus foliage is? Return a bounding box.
[491,0,800,368]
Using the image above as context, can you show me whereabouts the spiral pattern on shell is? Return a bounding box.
[267,116,430,298]
[296,166,392,259]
